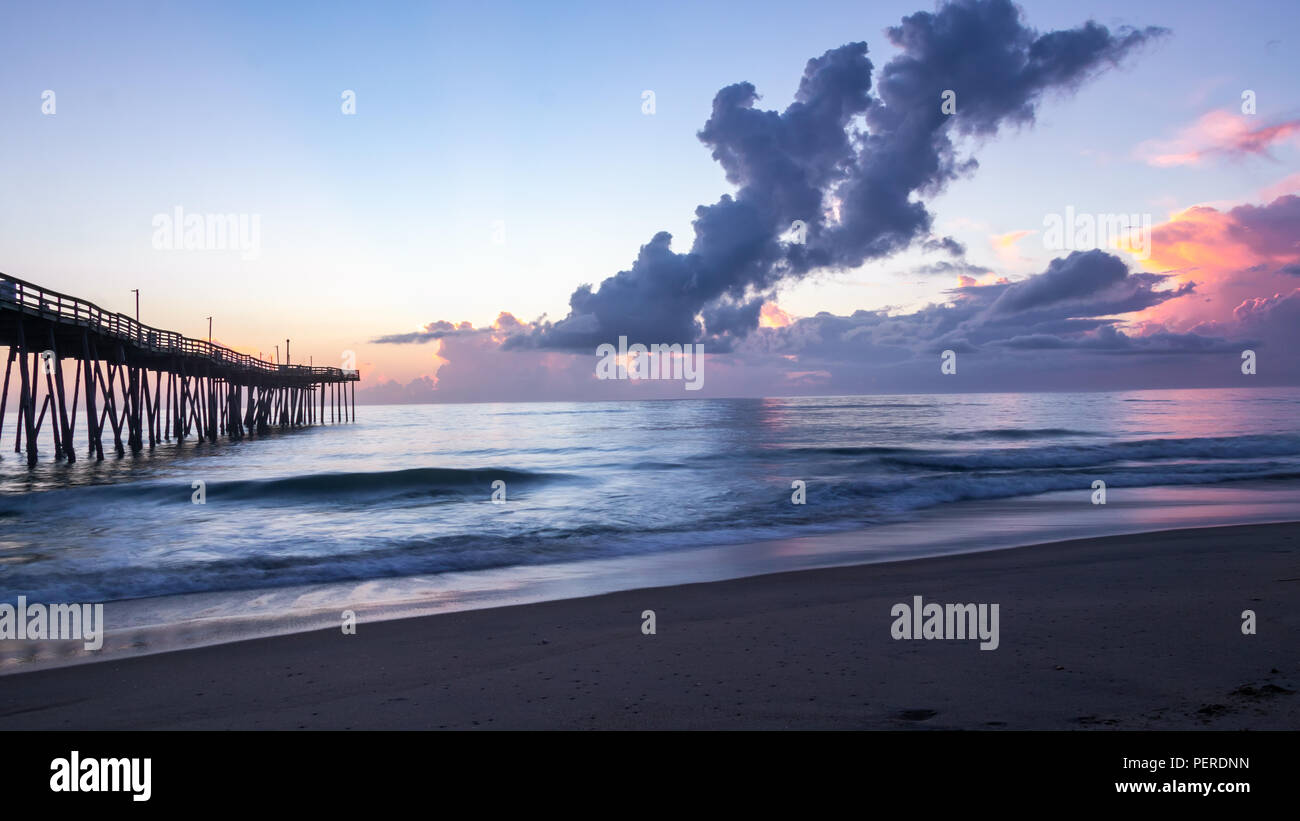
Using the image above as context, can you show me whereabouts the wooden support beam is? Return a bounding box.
[164,369,172,441]
[68,357,82,439]
[142,368,155,449]
[208,372,217,443]
[0,347,14,451]
[185,377,200,439]
[42,355,64,459]
[96,345,125,456]
[49,329,75,463]
[153,367,162,445]
[124,366,138,453]
[16,320,38,466]
[82,331,102,461]
[177,365,188,441]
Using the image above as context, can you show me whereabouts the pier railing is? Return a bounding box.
[0,271,357,380]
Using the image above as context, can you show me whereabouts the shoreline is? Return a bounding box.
[1,521,1297,729]
[7,480,1300,676]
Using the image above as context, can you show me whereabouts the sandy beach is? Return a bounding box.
[1,521,1297,730]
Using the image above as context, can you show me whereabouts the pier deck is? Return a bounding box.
[0,271,359,465]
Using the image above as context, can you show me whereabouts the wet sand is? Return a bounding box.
[1,522,1297,729]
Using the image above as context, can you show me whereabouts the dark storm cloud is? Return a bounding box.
[987,250,1131,314]
[986,249,1192,317]
[507,41,876,350]
[996,325,1239,354]
[372,320,482,344]
[913,259,991,277]
[746,251,1203,361]
[922,236,967,256]
[1222,194,1300,257]
[491,0,1164,351]
[370,313,526,345]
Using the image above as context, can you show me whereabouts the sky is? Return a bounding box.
[2,0,1298,402]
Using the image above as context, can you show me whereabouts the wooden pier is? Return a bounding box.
[0,272,359,466]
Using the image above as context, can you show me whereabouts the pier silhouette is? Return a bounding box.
[1,272,359,465]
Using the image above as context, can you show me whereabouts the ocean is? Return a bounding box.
[4,387,1300,667]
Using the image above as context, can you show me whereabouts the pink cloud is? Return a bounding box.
[1136,110,1300,167]
[1135,194,1300,329]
